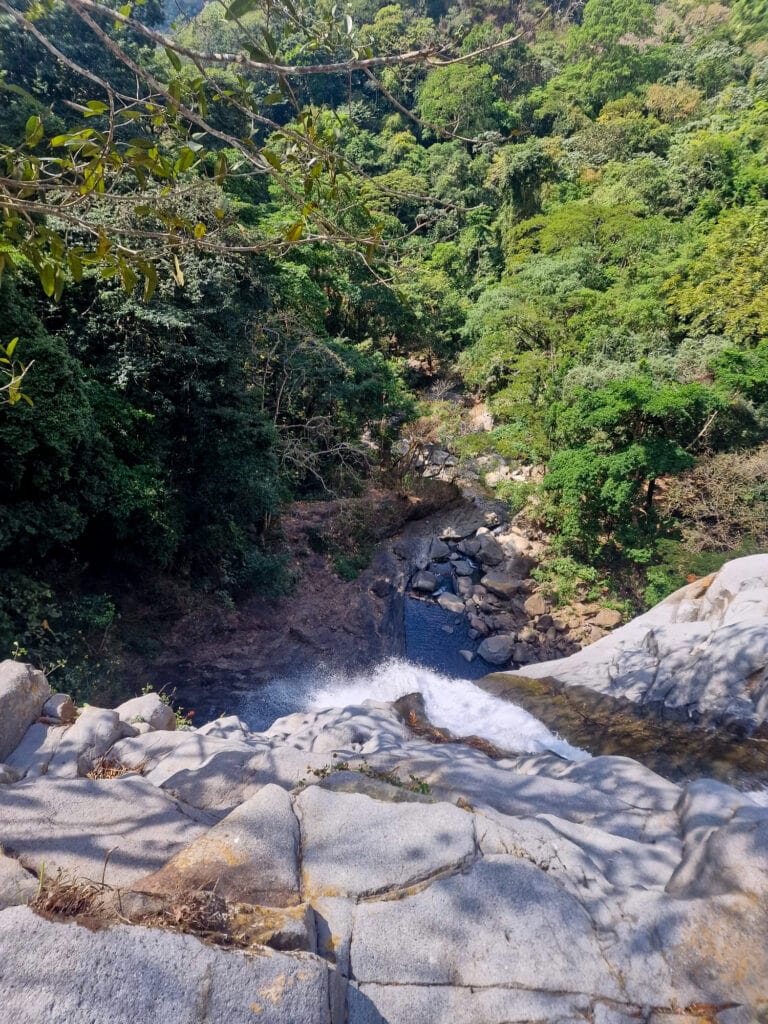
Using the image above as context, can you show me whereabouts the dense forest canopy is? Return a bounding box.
[1,0,767,692]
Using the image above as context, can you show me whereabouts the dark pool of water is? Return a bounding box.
[404,594,489,680]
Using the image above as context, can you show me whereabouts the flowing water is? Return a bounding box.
[175,566,768,791]
[189,657,588,761]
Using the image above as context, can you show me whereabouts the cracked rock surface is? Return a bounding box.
[0,654,767,1020]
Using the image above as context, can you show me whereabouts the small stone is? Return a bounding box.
[429,538,451,562]
[468,615,490,637]
[594,607,622,629]
[454,560,475,577]
[441,625,455,635]
[476,534,505,566]
[457,538,480,558]
[477,634,516,666]
[513,642,535,664]
[481,570,522,599]
[370,578,390,598]
[437,593,465,615]
[536,614,554,631]
[524,593,548,618]
[116,694,176,733]
[42,693,76,723]
[428,562,453,577]
[412,570,438,593]
[459,650,475,663]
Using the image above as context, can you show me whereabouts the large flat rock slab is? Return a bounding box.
[348,984,591,1024]
[0,776,206,886]
[351,856,624,998]
[0,906,330,1024]
[296,785,476,900]
[135,784,301,906]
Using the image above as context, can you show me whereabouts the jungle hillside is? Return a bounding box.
[1,0,767,697]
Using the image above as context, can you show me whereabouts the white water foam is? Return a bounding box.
[306,658,589,762]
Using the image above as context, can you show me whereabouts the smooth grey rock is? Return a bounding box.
[107,730,192,772]
[452,559,474,577]
[0,854,36,909]
[667,803,768,900]
[501,556,768,729]
[475,806,680,892]
[0,764,20,785]
[0,775,206,886]
[351,857,622,998]
[411,570,437,593]
[41,693,75,723]
[295,785,475,900]
[481,568,523,598]
[477,633,515,665]
[350,984,591,1024]
[115,693,176,732]
[47,707,136,778]
[0,906,331,1024]
[135,784,300,906]
[196,716,250,739]
[0,661,51,761]
[428,537,450,562]
[476,533,505,565]
[436,592,464,614]
[5,722,64,778]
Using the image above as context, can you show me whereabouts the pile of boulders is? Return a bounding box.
[406,520,612,669]
[0,662,180,783]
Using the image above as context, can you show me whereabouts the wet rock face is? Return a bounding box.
[0,693,767,1023]
[501,554,768,733]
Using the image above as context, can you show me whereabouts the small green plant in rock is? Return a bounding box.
[297,757,431,794]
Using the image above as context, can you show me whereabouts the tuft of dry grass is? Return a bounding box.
[31,871,237,948]
[87,757,148,780]
[31,871,107,921]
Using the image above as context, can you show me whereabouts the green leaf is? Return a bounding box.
[119,259,137,294]
[165,46,182,72]
[142,263,158,302]
[262,149,282,171]
[25,115,43,147]
[262,27,278,55]
[225,0,259,21]
[68,251,83,283]
[39,263,55,298]
[5,337,18,358]
[84,100,109,116]
[172,255,185,287]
